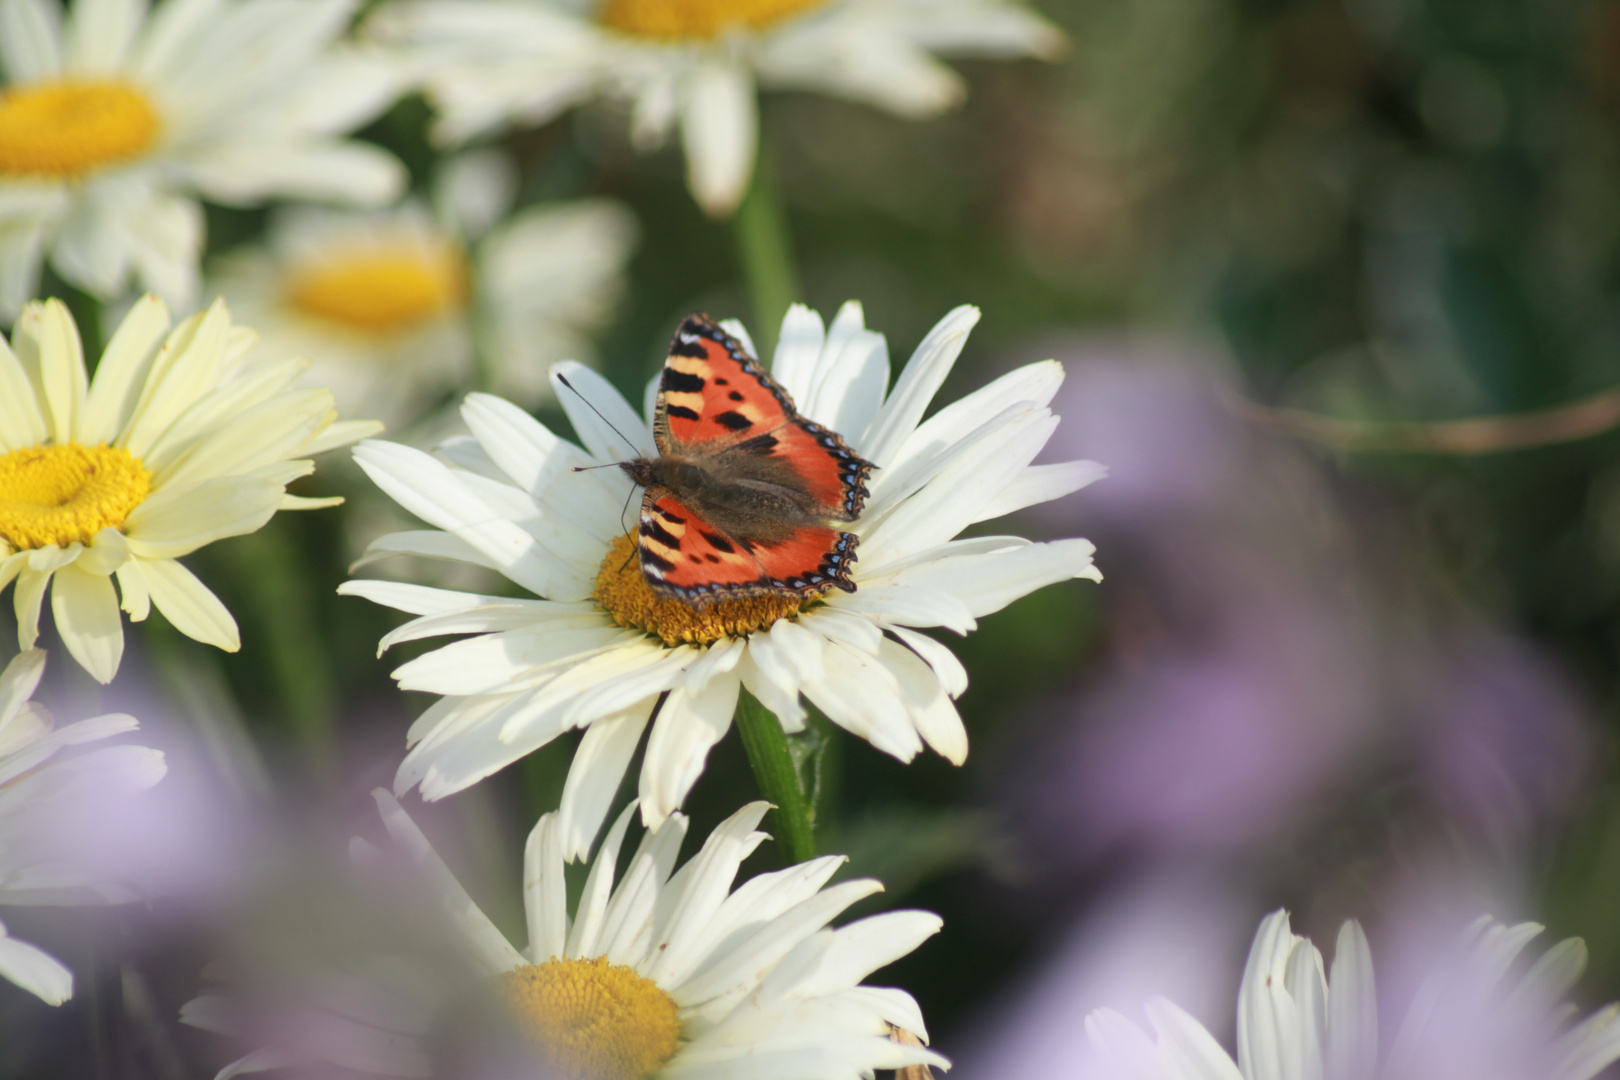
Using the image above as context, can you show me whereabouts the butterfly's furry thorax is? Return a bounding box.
[621,452,849,547]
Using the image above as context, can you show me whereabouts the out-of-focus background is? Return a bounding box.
[11,0,1620,1076]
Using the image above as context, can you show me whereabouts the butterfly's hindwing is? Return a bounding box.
[637,491,763,595]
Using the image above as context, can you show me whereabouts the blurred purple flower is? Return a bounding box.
[997,337,1590,867]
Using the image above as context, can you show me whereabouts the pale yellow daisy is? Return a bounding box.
[0,294,380,682]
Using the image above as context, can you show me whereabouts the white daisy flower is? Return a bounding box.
[0,294,380,683]
[208,154,638,430]
[0,648,166,1005]
[339,793,941,1079]
[365,0,1064,216]
[1085,909,1620,1080]
[341,301,1102,858]
[0,0,408,319]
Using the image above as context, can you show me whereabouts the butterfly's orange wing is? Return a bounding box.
[657,314,871,519]
[656,315,793,448]
[637,490,859,604]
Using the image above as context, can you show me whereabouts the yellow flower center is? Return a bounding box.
[498,957,681,1080]
[0,444,151,551]
[595,533,805,645]
[599,0,828,39]
[286,246,467,336]
[0,79,160,177]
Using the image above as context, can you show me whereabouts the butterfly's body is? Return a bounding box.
[619,315,875,608]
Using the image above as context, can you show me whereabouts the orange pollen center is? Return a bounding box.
[598,0,829,39]
[286,246,467,335]
[498,957,681,1080]
[593,533,806,645]
[0,79,160,177]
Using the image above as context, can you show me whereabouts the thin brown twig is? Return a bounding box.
[1223,385,1620,455]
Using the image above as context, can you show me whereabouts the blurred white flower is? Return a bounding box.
[342,302,1102,858]
[0,648,165,1005]
[208,153,638,429]
[0,295,379,682]
[1086,909,1620,1080]
[366,0,1063,216]
[0,0,408,318]
[372,793,943,1079]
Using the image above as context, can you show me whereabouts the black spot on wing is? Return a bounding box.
[715,411,752,431]
[662,368,705,394]
[641,519,679,548]
[666,404,700,422]
[641,548,675,574]
[699,530,734,553]
[727,390,744,401]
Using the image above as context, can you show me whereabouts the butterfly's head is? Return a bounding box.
[621,457,658,488]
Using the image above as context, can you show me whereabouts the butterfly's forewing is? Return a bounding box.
[655,315,795,455]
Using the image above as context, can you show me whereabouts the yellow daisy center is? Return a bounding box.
[599,0,828,39]
[498,957,681,1080]
[286,246,467,336]
[0,79,160,177]
[0,444,151,551]
[594,533,805,645]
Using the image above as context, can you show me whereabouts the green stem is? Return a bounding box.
[734,686,816,864]
[731,155,802,355]
[227,526,336,780]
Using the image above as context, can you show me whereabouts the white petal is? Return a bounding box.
[782,909,943,996]
[872,537,1100,622]
[550,360,652,464]
[974,459,1107,523]
[81,293,169,444]
[351,440,566,599]
[372,789,525,974]
[557,702,653,862]
[768,304,826,404]
[1326,921,1376,1080]
[638,672,737,827]
[14,299,87,444]
[0,924,72,1005]
[120,301,233,460]
[0,0,62,82]
[679,61,757,218]
[349,530,503,575]
[50,563,124,683]
[0,332,47,451]
[670,879,883,1011]
[64,0,143,73]
[139,557,238,651]
[123,476,283,559]
[1145,998,1246,1080]
[857,305,980,466]
[522,814,566,963]
[566,801,639,959]
[0,647,44,732]
[179,139,406,207]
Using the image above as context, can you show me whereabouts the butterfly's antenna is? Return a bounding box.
[618,483,637,538]
[556,372,648,467]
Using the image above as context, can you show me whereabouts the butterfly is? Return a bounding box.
[619,313,875,608]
